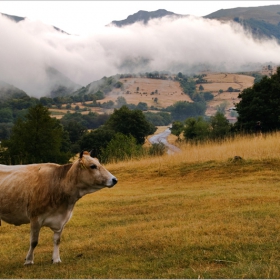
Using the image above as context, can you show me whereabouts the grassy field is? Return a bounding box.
[1,133,280,278]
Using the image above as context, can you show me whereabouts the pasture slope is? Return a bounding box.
[49,72,255,119]
[2,132,280,278]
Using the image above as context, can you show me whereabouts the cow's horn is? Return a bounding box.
[79,151,84,159]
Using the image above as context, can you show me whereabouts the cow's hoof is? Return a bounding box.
[52,259,62,264]
[24,260,34,265]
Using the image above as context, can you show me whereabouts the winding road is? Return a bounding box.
[149,127,181,154]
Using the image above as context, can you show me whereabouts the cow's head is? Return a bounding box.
[78,151,117,191]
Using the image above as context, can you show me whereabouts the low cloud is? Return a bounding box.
[1,14,280,97]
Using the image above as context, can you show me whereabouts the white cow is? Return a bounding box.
[0,151,117,265]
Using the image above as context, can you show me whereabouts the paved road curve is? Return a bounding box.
[149,127,181,154]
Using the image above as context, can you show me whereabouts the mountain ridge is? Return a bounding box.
[204,5,280,41]
[0,12,70,35]
[109,6,280,41]
[109,9,187,27]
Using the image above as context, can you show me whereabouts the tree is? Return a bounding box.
[235,67,280,133]
[136,102,148,111]
[105,106,156,145]
[100,133,143,163]
[203,91,214,101]
[168,101,206,121]
[144,111,172,126]
[209,112,231,140]
[0,108,13,123]
[64,120,87,152]
[170,121,184,140]
[79,127,115,159]
[183,117,210,142]
[3,104,71,164]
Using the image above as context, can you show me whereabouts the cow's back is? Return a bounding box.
[0,163,59,225]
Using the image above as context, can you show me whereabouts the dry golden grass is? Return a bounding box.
[102,77,192,109]
[2,133,280,278]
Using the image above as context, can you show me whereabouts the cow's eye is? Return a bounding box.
[90,164,97,169]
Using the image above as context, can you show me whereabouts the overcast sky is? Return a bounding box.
[1,1,280,97]
[1,1,280,35]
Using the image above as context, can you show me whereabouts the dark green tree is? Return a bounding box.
[105,106,156,145]
[168,101,206,121]
[235,67,280,133]
[136,102,148,111]
[0,108,13,123]
[100,133,143,163]
[144,111,172,126]
[3,104,71,164]
[203,91,214,101]
[209,112,231,140]
[63,120,87,153]
[79,127,115,159]
[170,121,184,140]
[183,117,210,142]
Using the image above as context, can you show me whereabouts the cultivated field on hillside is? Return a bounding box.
[2,132,280,278]
[202,73,254,118]
[104,77,192,108]
[49,72,255,119]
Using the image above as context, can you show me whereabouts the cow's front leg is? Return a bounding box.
[24,218,41,265]
[52,230,63,263]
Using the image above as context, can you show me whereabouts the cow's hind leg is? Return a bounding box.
[52,230,63,263]
[24,218,41,265]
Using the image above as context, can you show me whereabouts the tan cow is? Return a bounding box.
[0,151,117,265]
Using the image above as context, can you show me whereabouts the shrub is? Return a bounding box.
[148,142,166,156]
[100,133,143,163]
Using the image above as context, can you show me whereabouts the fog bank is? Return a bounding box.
[1,14,279,97]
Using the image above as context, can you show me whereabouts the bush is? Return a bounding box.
[100,133,143,163]
[148,143,166,156]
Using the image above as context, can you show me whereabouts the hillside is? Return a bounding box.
[102,77,192,107]
[46,67,81,98]
[49,72,255,121]
[0,80,28,100]
[202,73,254,118]
[204,5,280,41]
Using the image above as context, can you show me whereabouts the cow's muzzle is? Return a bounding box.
[111,177,118,187]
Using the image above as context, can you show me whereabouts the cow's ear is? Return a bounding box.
[79,151,84,159]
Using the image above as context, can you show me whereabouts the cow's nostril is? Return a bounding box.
[112,178,118,185]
